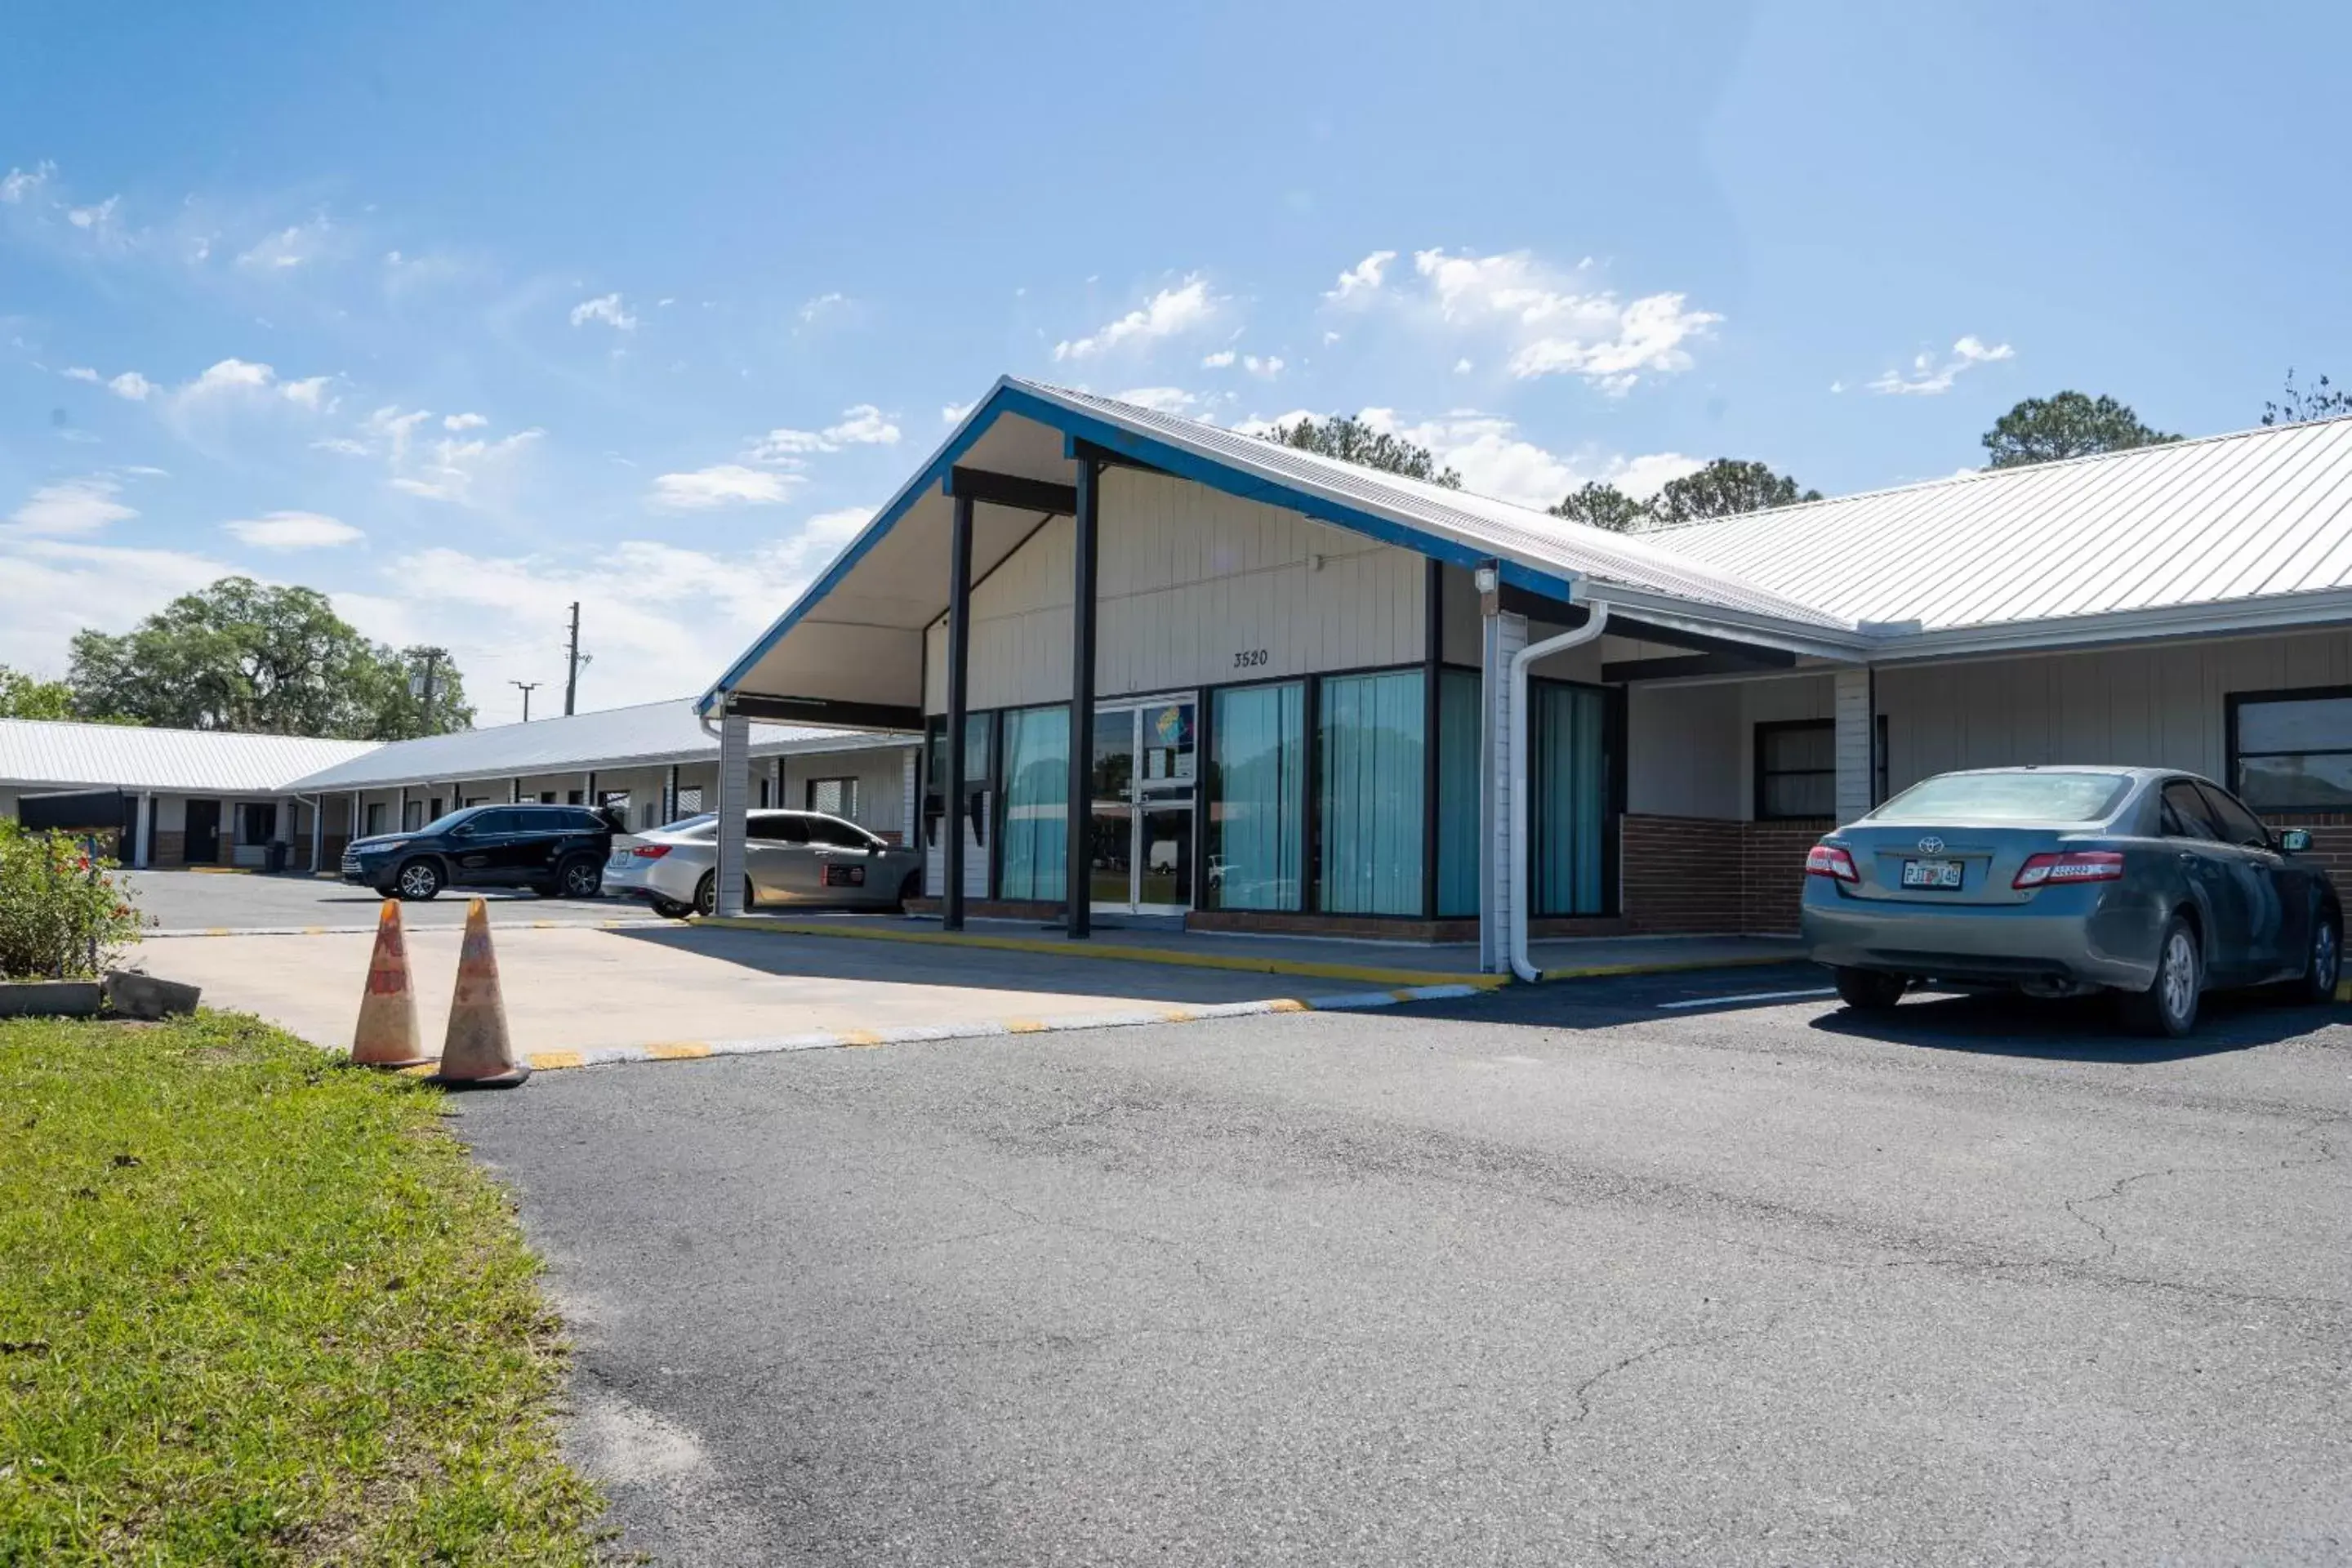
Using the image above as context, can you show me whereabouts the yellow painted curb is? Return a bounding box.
[1160,1008,1198,1024]
[2336,977,2350,1004]
[693,915,1507,991]
[1266,998,1312,1013]
[1004,1018,1049,1033]
[185,866,254,875]
[838,1029,884,1047]
[528,1051,585,1071]
[646,1041,712,1060]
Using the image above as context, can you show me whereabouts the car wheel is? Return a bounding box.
[557,854,603,900]
[898,869,921,908]
[689,871,755,917]
[2119,914,2201,1037]
[2291,907,2341,1005]
[1833,967,1906,1011]
[651,897,691,920]
[393,858,443,902]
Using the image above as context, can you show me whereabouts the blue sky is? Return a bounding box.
[4,2,2345,723]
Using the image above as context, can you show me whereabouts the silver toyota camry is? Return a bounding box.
[1803,766,2341,1036]
[601,809,924,919]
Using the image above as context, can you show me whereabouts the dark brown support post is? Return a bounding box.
[1065,458,1099,939]
[1422,558,1442,921]
[945,492,974,931]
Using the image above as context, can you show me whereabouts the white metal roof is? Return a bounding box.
[1648,416,2352,648]
[282,697,914,793]
[0,719,377,795]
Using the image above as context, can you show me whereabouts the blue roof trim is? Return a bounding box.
[702,378,1580,706]
[1021,386,1579,604]
[702,381,1021,707]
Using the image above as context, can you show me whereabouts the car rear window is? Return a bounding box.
[1871,771,2131,825]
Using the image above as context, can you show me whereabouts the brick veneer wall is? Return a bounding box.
[153,831,185,866]
[2263,813,2352,900]
[1620,813,1831,936]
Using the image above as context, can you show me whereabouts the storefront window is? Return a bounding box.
[924,713,992,791]
[1209,682,1304,911]
[1318,670,1424,915]
[2232,689,2352,809]
[1437,669,1481,918]
[999,706,1070,901]
[1530,679,1610,916]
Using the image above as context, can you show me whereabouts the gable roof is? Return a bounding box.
[0,719,377,795]
[706,377,1869,714]
[1648,416,2352,647]
[282,697,911,793]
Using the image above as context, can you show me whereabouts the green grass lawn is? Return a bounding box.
[0,1012,609,1566]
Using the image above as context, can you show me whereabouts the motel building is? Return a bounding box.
[693,381,2352,975]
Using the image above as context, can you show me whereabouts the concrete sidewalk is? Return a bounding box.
[143,921,1401,1062]
[699,910,1802,983]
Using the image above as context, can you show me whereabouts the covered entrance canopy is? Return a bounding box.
[700,378,1864,957]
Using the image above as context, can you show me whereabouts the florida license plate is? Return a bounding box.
[1900,858,1963,889]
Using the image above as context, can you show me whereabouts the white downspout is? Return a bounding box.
[1508,601,1610,982]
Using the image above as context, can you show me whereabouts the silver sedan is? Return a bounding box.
[600,810,924,919]
[1803,766,2341,1036]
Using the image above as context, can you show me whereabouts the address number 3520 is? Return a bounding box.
[1232,649,1270,669]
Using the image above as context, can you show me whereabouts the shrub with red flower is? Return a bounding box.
[0,822,144,978]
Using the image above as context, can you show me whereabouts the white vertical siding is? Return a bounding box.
[1877,628,2352,794]
[1833,669,1873,826]
[781,748,915,837]
[1481,610,1527,973]
[925,468,1428,714]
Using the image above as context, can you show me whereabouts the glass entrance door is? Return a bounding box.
[1089,697,1196,914]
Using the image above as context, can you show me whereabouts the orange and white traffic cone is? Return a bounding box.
[428,898,529,1089]
[352,898,432,1070]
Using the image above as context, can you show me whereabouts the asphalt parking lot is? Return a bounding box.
[122,868,651,933]
[454,968,2352,1567]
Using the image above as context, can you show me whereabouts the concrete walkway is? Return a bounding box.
[701,910,1802,982]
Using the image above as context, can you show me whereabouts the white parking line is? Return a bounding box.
[1656,987,1838,1010]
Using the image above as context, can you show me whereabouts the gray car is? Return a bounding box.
[601,809,924,919]
[1802,766,2341,1036]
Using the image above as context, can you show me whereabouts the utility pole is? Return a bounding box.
[564,601,582,716]
[408,651,441,738]
[510,679,541,722]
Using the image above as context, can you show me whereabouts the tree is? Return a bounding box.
[1648,459,1822,525]
[1260,415,1463,488]
[1548,481,1647,532]
[1981,391,2177,469]
[2263,368,2352,428]
[65,577,474,739]
[0,665,75,720]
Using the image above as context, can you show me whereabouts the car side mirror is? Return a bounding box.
[451,824,474,839]
[2279,827,2312,854]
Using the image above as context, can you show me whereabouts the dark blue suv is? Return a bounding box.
[341,804,623,902]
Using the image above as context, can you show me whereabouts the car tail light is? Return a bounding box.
[1806,844,1859,883]
[630,844,672,859]
[2012,850,2124,889]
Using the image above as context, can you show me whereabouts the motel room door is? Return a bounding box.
[184,800,222,865]
[1089,697,1196,915]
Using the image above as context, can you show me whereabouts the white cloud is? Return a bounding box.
[0,537,233,674]
[0,162,55,203]
[1054,276,1219,360]
[184,358,274,396]
[1200,350,1236,368]
[108,371,155,401]
[746,404,902,461]
[569,292,638,331]
[7,475,138,537]
[62,367,100,384]
[360,405,434,462]
[278,375,332,410]
[66,195,118,230]
[1325,250,1396,304]
[1454,358,1474,374]
[1243,354,1283,378]
[1112,387,1199,415]
[167,359,336,421]
[222,510,363,550]
[311,436,370,456]
[390,429,543,505]
[1869,335,2016,396]
[1402,248,1721,393]
[236,216,332,272]
[647,463,796,510]
[443,412,488,431]
[942,402,974,425]
[797,292,849,323]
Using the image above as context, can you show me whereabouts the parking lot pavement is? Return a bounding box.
[151,921,1342,1056]
[452,971,2352,1567]
[122,868,652,933]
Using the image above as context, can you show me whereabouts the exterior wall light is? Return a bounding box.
[1472,564,1499,595]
